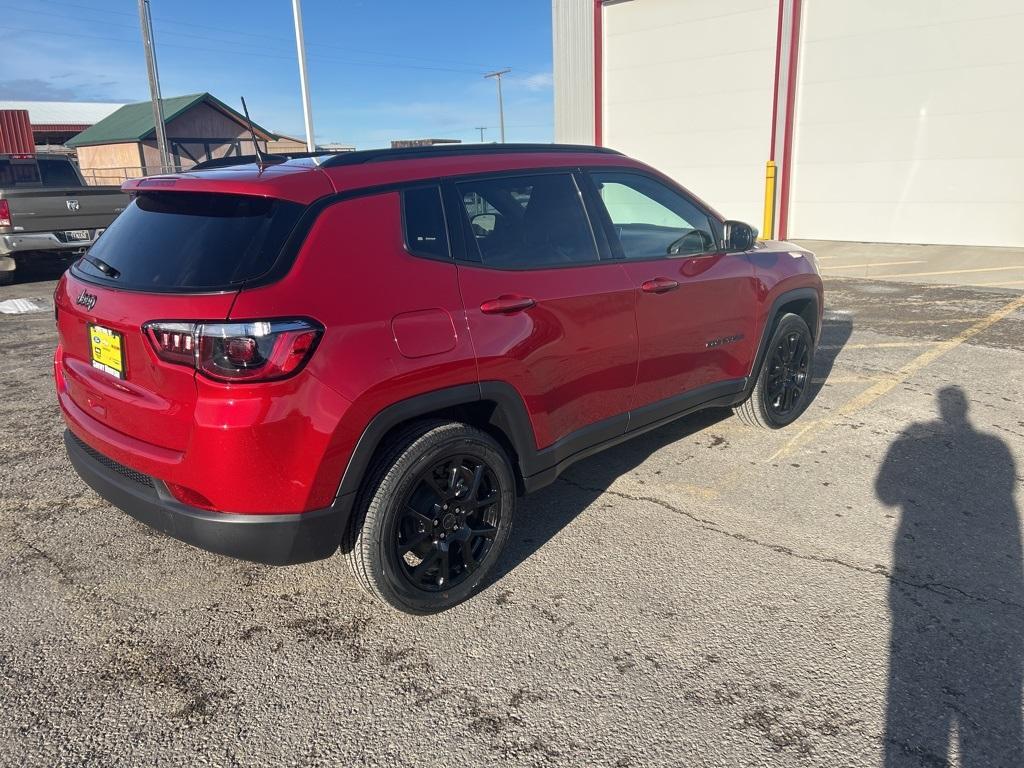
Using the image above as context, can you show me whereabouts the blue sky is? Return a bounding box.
[1,0,554,148]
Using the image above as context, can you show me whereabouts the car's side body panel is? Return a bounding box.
[53,147,824,568]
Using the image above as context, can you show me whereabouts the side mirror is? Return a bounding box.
[471,212,496,236]
[724,220,757,252]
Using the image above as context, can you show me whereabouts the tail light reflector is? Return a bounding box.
[143,318,322,382]
[0,199,11,227]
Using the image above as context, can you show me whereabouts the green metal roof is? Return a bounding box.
[66,92,275,147]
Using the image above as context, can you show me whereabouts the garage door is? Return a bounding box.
[789,0,1024,247]
[602,0,778,227]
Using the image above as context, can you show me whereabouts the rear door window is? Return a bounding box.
[456,173,599,268]
[402,186,450,259]
[37,158,81,187]
[74,192,303,291]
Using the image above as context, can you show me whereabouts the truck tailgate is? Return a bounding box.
[3,186,127,233]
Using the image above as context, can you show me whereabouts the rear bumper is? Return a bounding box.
[64,429,354,566]
[1,231,98,256]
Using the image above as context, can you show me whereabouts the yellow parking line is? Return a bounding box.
[876,265,1024,278]
[822,260,926,270]
[819,341,936,350]
[811,374,883,385]
[767,292,1024,462]
[974,279,1024,287]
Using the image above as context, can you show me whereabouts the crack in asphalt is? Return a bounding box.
[557,477,1024,614]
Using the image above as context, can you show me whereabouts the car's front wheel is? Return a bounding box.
[344,420,515,614]
[734,312,815,429]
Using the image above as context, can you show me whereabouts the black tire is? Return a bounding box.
[343,420,516,614]
[0,270,14,286]
[734,312,814,429]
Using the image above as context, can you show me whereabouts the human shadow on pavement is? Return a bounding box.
[876,386,1023,766]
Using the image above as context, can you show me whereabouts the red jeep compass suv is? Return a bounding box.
[54,144,822,613]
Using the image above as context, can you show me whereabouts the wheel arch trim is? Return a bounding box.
[335,381,540,500]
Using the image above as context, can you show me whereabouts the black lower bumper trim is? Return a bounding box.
[64,429,353,566]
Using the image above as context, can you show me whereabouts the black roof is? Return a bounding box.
[185,143,622,173]
[319,143,621,168]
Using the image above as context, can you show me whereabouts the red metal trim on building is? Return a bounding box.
[593,0,604,146]
[0,110,35,154]
[769,0,786,158]
[32,123,91,133]
[777,0,802,241]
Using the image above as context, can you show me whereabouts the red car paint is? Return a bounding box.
[54,145,822,563]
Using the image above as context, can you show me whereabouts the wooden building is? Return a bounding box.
[67,93,275,185]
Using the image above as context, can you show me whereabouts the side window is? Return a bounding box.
[456,173,598,268]
[38,158,81,187]
[402,186,450,259]
[591,172,716,259]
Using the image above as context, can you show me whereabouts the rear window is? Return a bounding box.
[74,192,303,291]
[37,157,81,187]
[0,158,41,186]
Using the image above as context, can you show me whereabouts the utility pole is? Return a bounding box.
[291,0,316,151]
[484,69,511,143]
[137,0,170,173]
[475,126,487,142]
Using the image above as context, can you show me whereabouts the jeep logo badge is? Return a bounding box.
[75,291,97,311]
[66,199,80,211]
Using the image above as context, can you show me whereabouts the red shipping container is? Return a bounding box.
[0,110,35,154]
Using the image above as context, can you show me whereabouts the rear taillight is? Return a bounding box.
[0,200,11,227]
[143,319,322,382]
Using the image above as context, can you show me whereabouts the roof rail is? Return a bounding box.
[320,143,622,168]
[189,151,329,171]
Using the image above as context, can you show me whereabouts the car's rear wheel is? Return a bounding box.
[734,312,814,429]
[344,420,515,614]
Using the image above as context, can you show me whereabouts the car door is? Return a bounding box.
[448,170,638,453]
[585,170,759,424]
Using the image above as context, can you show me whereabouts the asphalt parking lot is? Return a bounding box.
[1,269,1022,767]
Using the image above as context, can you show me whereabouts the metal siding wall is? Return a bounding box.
[601,0,778,226]
[790,0,1024,246]
[0,110,35,154]
[553,0,595,145]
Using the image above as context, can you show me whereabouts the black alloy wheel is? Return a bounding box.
[344,420,516,614]
[733,312,815,429]
[764,328,810,418]
[395,455,502,592]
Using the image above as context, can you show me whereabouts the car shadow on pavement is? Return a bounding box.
[876,386,1023,766]
[809,313,853,402]
[489,407,733,586]
[490,315,853,590]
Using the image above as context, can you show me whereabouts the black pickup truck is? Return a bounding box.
[0,154,128,285]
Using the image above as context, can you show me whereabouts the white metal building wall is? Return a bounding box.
[600,0,778,226]
[789,0,1024,246]
[552,0,595,145]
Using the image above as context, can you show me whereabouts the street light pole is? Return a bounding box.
[475,126,487,142]
[137,0,170,173]
[484,69,511,143]
[291,0,316,152]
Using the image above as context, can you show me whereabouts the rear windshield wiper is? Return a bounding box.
[82,255,121,279]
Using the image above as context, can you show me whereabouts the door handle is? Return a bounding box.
[641,277,680,294]
[480,295,537,314]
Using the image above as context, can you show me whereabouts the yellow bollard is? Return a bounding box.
[762,160,776,240]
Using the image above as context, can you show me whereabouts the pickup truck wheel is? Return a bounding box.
[734,312,814,429]
[344,420,515,614]
[0,271,13,286]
